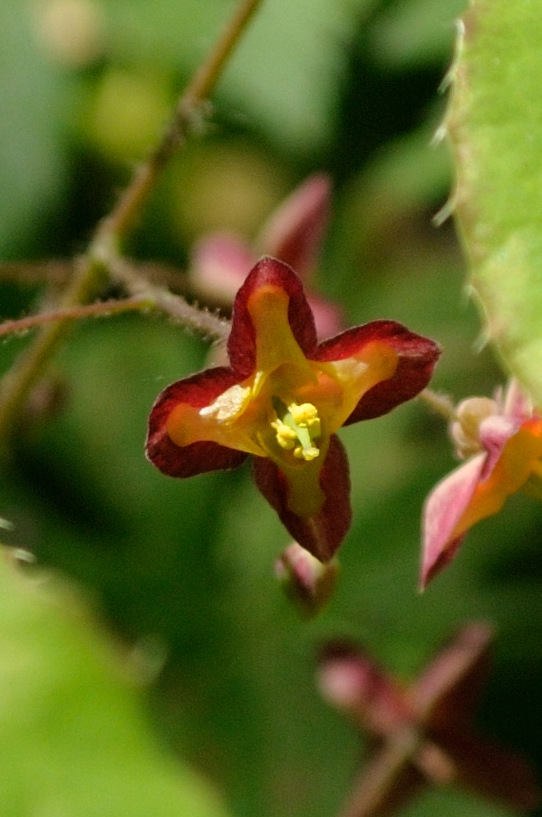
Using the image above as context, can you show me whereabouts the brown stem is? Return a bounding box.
[97,0,265,241]
[109,256,230,339]
[0,297,151,338]
[337,728,422,817]
[0,260,73,287]
[0,0,262,450]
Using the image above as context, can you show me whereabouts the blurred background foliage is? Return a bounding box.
[0,1,541,816]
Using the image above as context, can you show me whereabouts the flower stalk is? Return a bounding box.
[0,0,264,453]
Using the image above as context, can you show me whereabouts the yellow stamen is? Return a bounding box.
[271,399,322,462]
[293,444,320,461]
[271,417,297,450]
[289,402,318,425]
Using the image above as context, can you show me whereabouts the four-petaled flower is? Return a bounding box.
[146,256,440,561]
[421,379,542,588]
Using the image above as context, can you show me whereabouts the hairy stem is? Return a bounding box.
[418,388,456,422]
[97,0,264,241]
[0,297,151,338]
[0,0,262,450]
[109,256,230,339]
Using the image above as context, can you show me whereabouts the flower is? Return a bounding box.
[146,256,440,561]
[421,379,542,588]
[189,174,343,338]
[317,623,540,814]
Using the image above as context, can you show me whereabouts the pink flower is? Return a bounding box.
[421,380,542,588]
[146,256,439,561]
[317,623,540,813]
[189,174,343,339]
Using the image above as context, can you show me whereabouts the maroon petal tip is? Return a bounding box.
[252,435,351,562]
[146,367,248,479]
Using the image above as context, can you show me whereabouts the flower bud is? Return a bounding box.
[275,542,338,618]
[450,396,498,458]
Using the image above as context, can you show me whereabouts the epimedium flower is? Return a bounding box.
[421,379,542,588]
[189,173,343,339]
[146,256,440,562]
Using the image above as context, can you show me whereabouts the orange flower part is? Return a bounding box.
[147,257,440,561]
[421,380,542,588]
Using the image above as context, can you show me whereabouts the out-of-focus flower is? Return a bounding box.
[421,379,542,588]
[189,174,343,339]
[146,256,439,561]
[317,623,540,816]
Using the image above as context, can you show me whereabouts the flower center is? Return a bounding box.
[271,398,321,461]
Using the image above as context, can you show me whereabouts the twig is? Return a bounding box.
[418,388,456,421]
[97,0,265,242]
[0,256,231,340]
[0,260,73,287]
[109,256,230,339]
[0,0,263,450]
[0,297,151,338]
[337,728,421,817]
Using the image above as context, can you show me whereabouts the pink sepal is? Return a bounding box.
[190,233,254,302]
[256,174,331,280]
[478,414,518,478]
[420,454,486,589]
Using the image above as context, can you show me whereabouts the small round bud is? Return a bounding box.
[275,542,338,618]
[450,397,498,458]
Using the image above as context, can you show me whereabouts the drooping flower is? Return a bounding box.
[421,379,542,588]
[189,174,343,338]
[146,256,440,561]
[317,623,540,815]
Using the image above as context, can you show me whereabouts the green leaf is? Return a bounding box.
[447,0,542,402]
[0,552,232,817]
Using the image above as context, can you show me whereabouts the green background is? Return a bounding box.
[0,1,540,816]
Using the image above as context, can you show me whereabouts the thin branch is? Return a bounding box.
[96,0,265,242]
[0,0,262,450]
[0,256,231,339]
[0,258,190,293]
[109,256,230,339]
[337,728,422,817]
[0,297,151,338]
[0,260,73,287]
[418,388,456,422]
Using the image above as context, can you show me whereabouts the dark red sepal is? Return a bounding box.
[145,367,248,478]
[252,434,351,562]
[430,731,541,812]
[316,320,441,423]
[228,256,317,378]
